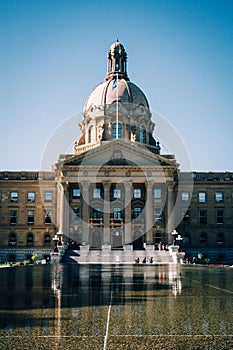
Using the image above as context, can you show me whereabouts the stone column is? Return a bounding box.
[167,182,175,244]
[80,181,90,246]
[124,181,132,245]
[103,181,111,246]
[57,182,69,246]
[57,183,64,235]
[145,181,154,244]
[63,183,69,240]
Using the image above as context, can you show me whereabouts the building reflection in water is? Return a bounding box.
[0,264,233,340]
[51,264,63,348]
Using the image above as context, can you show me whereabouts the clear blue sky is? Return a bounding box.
[0,0,232,171]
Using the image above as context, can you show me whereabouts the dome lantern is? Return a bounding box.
[106,39,129,81]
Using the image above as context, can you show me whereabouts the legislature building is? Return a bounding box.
[0,40,233,264]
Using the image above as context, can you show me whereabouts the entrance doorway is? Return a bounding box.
[112,231,123,249]
[154,232,162,244]
[133,231,144,250]
[91,230,102,249]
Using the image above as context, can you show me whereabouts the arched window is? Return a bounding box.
[9,233,17,246]
[112,123,122,139]
[139,126,146,143]
[88,126,95,144]
[27,233,34,247]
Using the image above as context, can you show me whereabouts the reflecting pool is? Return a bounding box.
[0,264,233,349]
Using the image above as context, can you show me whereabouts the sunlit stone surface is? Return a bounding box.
[0,264,233,349]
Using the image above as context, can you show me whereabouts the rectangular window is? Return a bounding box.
[72,207,80,221]
[134,189,141,198]
[215,192,223,203]
[45,192,52,202]
[199,192,206,203]
[93,188,101,198]
[73,188,80,198]
[10,210,17,225]
[133,207,142,219]
[154,208,162,222]
[93,208,101,219]
[181,192,189,201]
[182,209,190,223]
[114,189,121,198]
[44,210,52,224]
[28,192,35,202]
[113,207,121,219]
[154,189,161,199]
[200,210,207,224]
[10,192,18,202]
[216,209,224,224]
[27,210,35,224]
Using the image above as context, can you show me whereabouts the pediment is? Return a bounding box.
[57,140,177,169]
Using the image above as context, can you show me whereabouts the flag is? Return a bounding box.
[112,77,117,90]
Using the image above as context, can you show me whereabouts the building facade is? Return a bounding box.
[0,40,232,264]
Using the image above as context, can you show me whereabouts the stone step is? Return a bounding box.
[65,249,174,264]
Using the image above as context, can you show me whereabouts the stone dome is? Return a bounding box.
[84,78,149,114]
[74,40,160,156]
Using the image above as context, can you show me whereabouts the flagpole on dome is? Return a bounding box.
[116,72,119,139]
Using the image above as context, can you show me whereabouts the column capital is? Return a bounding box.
[123,180,133,190]
[58,181,69,191]
[102,180,111,190]
[80,181,90,191]
[146,180,154,190]
[167,182,175,191]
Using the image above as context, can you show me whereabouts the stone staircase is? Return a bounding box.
[64,249,174,264]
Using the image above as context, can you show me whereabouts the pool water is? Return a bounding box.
[0,264,233,349]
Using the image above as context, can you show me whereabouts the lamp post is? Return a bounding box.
[176,234,183,252]
[171,229,178,245]
[53,234,59,252]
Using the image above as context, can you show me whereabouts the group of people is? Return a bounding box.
[134,256,153,264]
[157,242,168,251]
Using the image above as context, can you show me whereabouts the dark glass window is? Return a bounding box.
[72,207,80,221]
[217,232,224,245]
[139,126,146,143]
[200,210,207,224]
[10,210,17,225]
[9,233,17,246]
[133,207,142,219]
[200,233,208,246]
[182,210,190,223]
[216,209,224,224]
[27,210,35,224]
[93,208,101,219]
[44,234,51,246]
[113,208,121,219]
[27,233,34,247]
